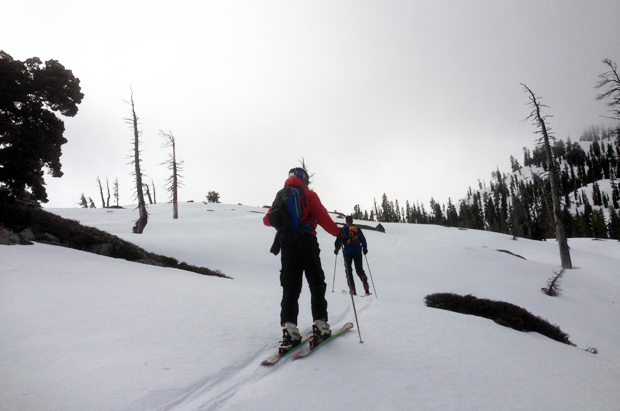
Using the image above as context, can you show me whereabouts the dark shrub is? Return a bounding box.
[424,293,574,345]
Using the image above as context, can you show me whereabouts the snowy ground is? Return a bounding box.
[1,202,619,411]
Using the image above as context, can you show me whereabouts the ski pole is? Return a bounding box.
[350,291,363,343]
[331,253,338,292]
[364,254,377,298]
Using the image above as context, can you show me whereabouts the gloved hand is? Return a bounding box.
[363,249,368,255]
[336,229,344,241]
[334,249,339,255]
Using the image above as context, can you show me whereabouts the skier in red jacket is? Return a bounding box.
[264,167,342,352]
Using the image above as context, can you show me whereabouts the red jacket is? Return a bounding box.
[263,176,341,237]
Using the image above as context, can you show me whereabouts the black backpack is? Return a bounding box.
[267,187,310,243]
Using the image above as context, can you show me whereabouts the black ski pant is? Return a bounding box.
[279,234,328,326]
[343,252,368,293]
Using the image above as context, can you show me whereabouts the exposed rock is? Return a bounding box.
[44,233,60,242]
[135,258,165,267]
[19,228,36,242]
[88,243,113,257]
[0,228,20,245]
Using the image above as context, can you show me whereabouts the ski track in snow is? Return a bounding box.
[149,299,364,410]
[157,346,269,411]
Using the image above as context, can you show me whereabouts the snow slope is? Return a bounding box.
[1,202,619,411]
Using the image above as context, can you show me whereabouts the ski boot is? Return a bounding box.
[309,319,331,348]
[279,322,301,354]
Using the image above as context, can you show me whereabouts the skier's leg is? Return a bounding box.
[353,253,367,283]
[280,243,304,326]
[353,253,369,294]
[303,236,329,322]
[344,253,356,294]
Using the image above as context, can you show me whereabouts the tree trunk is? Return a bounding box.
[523,84,572,269]
[159,130,182,219]
[106,178,111,208]
[97,177,105,208]
[172,143,178,219]
[144,184,153,204]
[129,92,148,234]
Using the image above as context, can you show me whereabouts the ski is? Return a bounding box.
[294,322,354,359]
[342,290,372,297]
[261,331,313,365]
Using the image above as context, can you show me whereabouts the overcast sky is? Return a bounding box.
[3,0,619,215]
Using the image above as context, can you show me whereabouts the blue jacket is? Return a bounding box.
[338,225,367,255]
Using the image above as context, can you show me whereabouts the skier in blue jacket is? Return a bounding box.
[334,216,370,295]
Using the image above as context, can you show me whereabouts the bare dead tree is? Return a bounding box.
[160,130,184,219]
[96,176,106,208]
[106,177,111,208]
[522,84,572,269]
[595,58,620,147]
[151,179,156,204]
[123,89,148,233]
[143,183,153,204]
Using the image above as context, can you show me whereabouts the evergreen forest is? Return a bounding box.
[353,126,620,241]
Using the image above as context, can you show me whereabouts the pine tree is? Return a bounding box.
[580,198,594,237]
[612,179,620,209]
[608,207,620,240]
[0,51,84,204]
[352,205,362,219]
[206,191,220,203]
[446,198,459,227]
[591,209,608,239]
[78,193,88,208]
[113,178,120,207]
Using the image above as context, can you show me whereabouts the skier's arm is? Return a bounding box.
[360,228,368,254]
[263,206,274,227]
[334,227,345,254]
[309,193,341,237]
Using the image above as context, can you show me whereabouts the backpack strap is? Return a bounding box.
[296,188,314,233]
